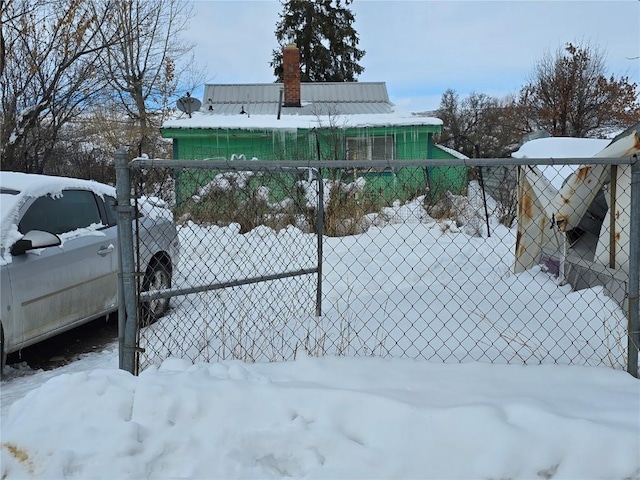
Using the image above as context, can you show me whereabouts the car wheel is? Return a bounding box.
[141,261,171,327]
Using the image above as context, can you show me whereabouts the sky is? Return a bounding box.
[2,139,639,477]
[182,0,640,112]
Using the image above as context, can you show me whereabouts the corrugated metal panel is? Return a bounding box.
[481,166,518,204]
[291,102,393,115]
[201,102,393,117]
[515,127,640,278]
[203,82,393,116]
[204,84,281,104]
[302,82,389,103]
[553,131,640,232]
[514,168,560,274]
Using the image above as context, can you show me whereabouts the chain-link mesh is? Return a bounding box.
[126,158,636,372]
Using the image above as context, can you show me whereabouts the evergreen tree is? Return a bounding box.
[270,0,365,82]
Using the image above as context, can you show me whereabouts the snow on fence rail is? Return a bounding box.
[115,152,640,375]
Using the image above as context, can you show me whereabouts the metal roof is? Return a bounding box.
[202,82,394,116]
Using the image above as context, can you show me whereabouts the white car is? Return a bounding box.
[0,172,179,374]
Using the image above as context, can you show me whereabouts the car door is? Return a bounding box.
[5,189,118,349]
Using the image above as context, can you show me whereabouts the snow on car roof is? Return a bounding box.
[0,172,115,218]
[0,172,115,198]
[0,172,116,262]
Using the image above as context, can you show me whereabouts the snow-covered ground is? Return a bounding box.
[1,194,639,479]
[2,355,639,479]
[138,193,628,370]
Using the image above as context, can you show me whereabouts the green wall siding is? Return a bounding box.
[162,125,467,203]
[428,145,468,197]
[161,125,441,161]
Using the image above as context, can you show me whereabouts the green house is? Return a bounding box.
[160,45,467,204]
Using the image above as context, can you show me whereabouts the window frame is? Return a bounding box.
[345,134,396,172]
[97,194,118,227]
[18,189,107,235]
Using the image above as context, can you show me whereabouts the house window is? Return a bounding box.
[346,136,395,162]
[346,135,395,173]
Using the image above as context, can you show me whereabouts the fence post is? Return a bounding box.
[316,168,324,318]
[628,155,639,378]
[115,149,138,375]
[116,214,124,369]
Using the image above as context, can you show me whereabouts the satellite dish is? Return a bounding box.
[176,94,202,118]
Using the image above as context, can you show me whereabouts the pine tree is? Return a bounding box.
[270,0,365,82]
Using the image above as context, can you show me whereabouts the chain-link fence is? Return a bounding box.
[115,152,639,375]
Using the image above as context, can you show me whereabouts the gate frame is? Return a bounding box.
[115,153,325,374]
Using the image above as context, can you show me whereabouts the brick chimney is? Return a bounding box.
[282,43,301,107]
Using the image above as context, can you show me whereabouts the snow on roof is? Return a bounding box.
[512,137,610,159]
[512,137,611,190]
[162,110,443,131]
[434,144,469,159]
[165,80,443,130]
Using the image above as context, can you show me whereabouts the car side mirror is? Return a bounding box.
[10,230,62,256]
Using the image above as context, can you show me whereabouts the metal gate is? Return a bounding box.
[115,153,324,373]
